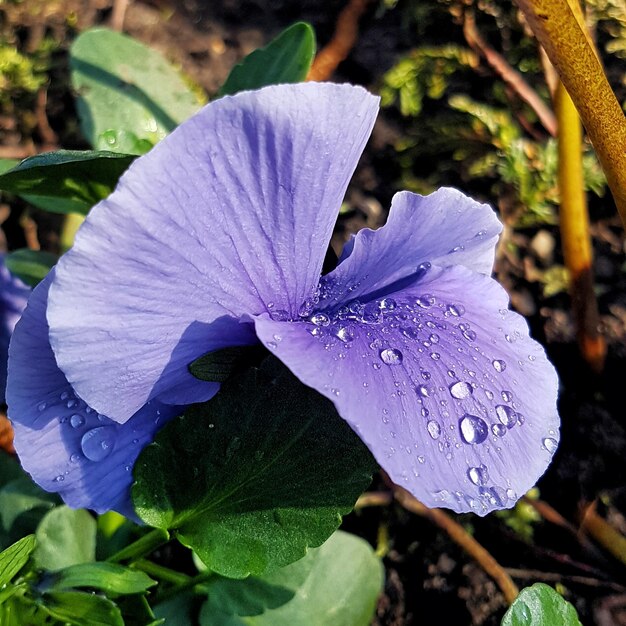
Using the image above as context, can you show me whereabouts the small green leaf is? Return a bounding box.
[502,583,582,626]
[219,22,315,97]
[200,531,383,626]
[34,507,96,571]
[42,562,156,595]
[0,150,135,215]
[133,358,375,579]
[39,590,123,626]
[70,28,202,150]
[189,346,263,383]
[5,249,57,288]
[0,535,36,587]
[0,478,58,531]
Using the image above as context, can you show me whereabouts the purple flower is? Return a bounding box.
[7,83,559,517]
[0,256,30,403]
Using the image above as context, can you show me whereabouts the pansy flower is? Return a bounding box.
[7,82,559,517]
[0,255,30,403]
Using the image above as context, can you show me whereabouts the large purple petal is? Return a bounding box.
[48,83,379,424]
[0,256,30,403]
[255,266,559,515]
[7,274,180,516]
[323,188,501,309]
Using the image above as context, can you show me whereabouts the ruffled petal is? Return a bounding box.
[324,188,502,309]
[48,82,379,423]
[7,274,180,516]
[255,266,559,515]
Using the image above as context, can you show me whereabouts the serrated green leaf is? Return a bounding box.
[5,249,57,288]
[39,590,123,626]
[0,535,36,587]
[133,358,375,579]
[200,531,383,626]
[219,23,315,97]
[70,28,202,150]
[42,562,156,595]
[34,507,96,571]
[0,477,58,531]
[0,150,135,215]
[189,346,263,383]
[502,583,582,626]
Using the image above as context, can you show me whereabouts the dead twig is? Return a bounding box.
[307,0,373,81]
[580,501,626,567]
[505,567,626,592]
[110,0,130,32]
[394,486,519,605]
[36,87,59,149]
[462,10,557,137]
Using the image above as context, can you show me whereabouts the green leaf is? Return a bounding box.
[34,507,96,571]
[0,535,36,587]
[5,249,57,288]
[42,562,156,595]
[0,159,18,175]
[0,150,135,215]
[200,531,384,626]
[219,22,315,97]
[502,583,582,626]
[70,28,202,150]
[39,590,123,626]
[133,358,375,579]
[0,452,25,490]
[153,592,197,626]
[0,478,58,531]
[189,346,263,383]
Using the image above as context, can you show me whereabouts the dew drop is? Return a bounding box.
[501,390,513,402]
[467,465,489,486]
[37,402,47,412]
[266,341,277,349]
[53,475,65,483]
[542,437,558,453]
[379,298,397,311]
[70,453,81,463]
[70,414,85,429]
[449,381,473,399]
[429,333,439,344]
[416,294,435,309]
[81,427,116,462]
[459,414,489,444]
[380,348,403,365]
[492,359,506,372]
[485,389,494,400]
[335,326,354,343]
[427,420,441,439]
[462,329,477,341]
[421,370,431,380]
[416,384,430,397]
[310,313,330,327]
[495,404,517,428]
[446,303,465,317]
[491,423,507,437]
[60,391,70,401]
[430,352,440,361]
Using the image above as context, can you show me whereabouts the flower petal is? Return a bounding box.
[255,266,559,515]
[48,83,379,423]
[325,188,502,308]
[7,274,180,516]
[0,256,30,402]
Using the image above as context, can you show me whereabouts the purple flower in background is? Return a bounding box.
[7,83,559,517]
[0,256,30,403]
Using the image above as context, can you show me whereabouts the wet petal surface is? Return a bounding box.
[255,265,559,514]
[48,83,379,423]
[7,274,181,516]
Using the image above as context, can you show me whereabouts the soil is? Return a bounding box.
[1,1,626,625]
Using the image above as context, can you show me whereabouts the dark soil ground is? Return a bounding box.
[1,1,626,624]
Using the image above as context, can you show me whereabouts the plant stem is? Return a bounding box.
[555,80,606,372]
[106,528,170,564]
[514,0,626,230]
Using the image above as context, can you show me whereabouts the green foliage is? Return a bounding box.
[5,249,57,287]
[219,22,316,97]
[502,583,582,625]
[70,28,203,151]
[0,44,46,102]
[495,488,542,542]
[133,357,375,579]
[0,535,36,588]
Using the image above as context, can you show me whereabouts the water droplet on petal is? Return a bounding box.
[379,298,396,311]
[495,405,517,428]
[310,313,330,326]
[459,414,489,444]
[380,348,403,365]
[266,341,277,349]
[416,294,435,309]
[37,402,47,412]
[501,390,513,402]
[336,326,354,343]
[416,384,430,397]
[449,381,473,399]
[492,359,506,372]
[542,437,558,453]
[70,453,81,463]
[491,423,507,437]
[53,475,65,483]
[430,352,440,361]
[81,427,116,462]
[427,421,441,439]
[70,414,85,429]
[446,303,465,317]
[468,465,489,486]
